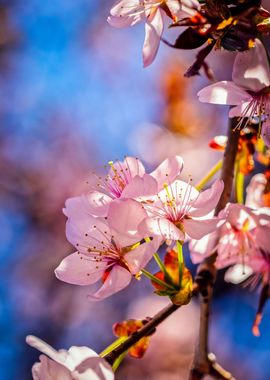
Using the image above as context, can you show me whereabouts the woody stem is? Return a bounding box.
[189,117,241,379]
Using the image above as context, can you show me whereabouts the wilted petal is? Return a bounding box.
[198,81,250,105]
[55,253,106,286]
[26,335,67,366]
[232,39,270,92]
[143,8,164,67]
[150,155,184,190]
[189,180,224,217]
[88,266,132,300]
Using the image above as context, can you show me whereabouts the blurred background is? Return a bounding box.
[0,0,270,379]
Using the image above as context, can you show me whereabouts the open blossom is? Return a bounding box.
[198,39,270,146]
[26,335,114,380]
[108,0,200,67]
[190,203,270,268]
[139,178,224,242]
[87,155,183,217]
[55,198,160,300]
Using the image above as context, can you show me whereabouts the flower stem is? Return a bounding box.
[190,118,241,379]
[99,337,127,357]
[141,269,175,290]
[195,159,223,191]
[235,160,244,204]
[176,240,184,287]
[104,302,181,365]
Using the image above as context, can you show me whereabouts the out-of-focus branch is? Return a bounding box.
[189,118,241,379]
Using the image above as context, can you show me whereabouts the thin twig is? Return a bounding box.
[189,118,241,379]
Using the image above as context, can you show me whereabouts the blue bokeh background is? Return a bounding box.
[0,1,270,379]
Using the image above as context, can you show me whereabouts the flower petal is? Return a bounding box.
[107,198,148,245]
[228,102,253,118]
[32,356,72,380]
[139,217,184,241]
[124,236,162,273]
[121,174,158,198]
[88,266,132,300]
[224,264,253,284]
[189,232,217,264]
[86,191,112,217]
[189,180,224,217]
[198,81,250,105]
[143,8,164,67]
[150,155,184,190]
[232,39,270,92]
[55,253,106,286]
[26,336,67,365]
[184,218,219,240]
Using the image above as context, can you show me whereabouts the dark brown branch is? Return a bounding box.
[105,302,179,365]
[189,118,241,380]
[105,284,200,365]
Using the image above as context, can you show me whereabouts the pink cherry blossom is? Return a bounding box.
[55,198,161,300]
[139,178,224,242]
[198,39,270,146]
[108,0,200,67]
[87,155,184,217]
[26,335,114,380]
[190,203,270,268]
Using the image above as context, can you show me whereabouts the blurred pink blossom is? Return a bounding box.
[108,0,200,67]
[198,39,270,146]
[26,335,114,380]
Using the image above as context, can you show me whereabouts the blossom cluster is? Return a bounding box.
[55,156,223,300]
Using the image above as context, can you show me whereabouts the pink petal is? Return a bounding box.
[74,355,114,380]
[110,0,142,18]
[150,155,184,190]
[256,226,270,253]
[66,215,110,254]
[86,191,112,217]
[228,101,253,118]
[124,236,162,273]
[55,253,106,286]
[189,232,217,264]
[189,180,224,217]
[107,198,148,246]
[121,174,158,198]
[245,173,267,209]
[198,81,250,105]
[139,217,184,241]
[88,265,132,300]
[108,157,145,182]
[107,14,142,28]
[143,8,164,67]
[32,356,71,380]
[184,218,219,240]
[232,39,270,92]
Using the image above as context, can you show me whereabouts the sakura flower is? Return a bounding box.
[139,178,224,242]
[108,0,200,67]
[26,335,114,380]
[198,39,270,146]
[55,198,161,300]
[190,203,270,268]
[87,155,183,217]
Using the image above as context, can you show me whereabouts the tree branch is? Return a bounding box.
[189,117,241,379]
